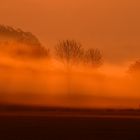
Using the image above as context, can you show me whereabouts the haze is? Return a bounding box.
[0,53,139,109]
[0,0,140,109]
[1,0,140,63]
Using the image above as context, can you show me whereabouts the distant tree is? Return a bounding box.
[83,48,102,68]
[55,40,84,68]
[0,25,49,58]
[0,25,41,47]
[129,60,140,74]
[55,40,84,95]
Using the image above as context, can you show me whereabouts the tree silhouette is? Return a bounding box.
[0,25,49,58]
[0,25,41,47]
[55,40,84,95]
[55,40,84,67]
[83,48,102,68]
[129,60,140,74]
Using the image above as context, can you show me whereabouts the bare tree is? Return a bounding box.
[55,40,84,67]
[55,40,84,95]
[83,48,102,68]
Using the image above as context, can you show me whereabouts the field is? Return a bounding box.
[0,105,140,140]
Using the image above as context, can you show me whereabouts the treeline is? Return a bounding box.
[55,40,102,68]
[0,25,41,47]
[0,25,49,58]
[0,25,102,68]
[1,25,140,73]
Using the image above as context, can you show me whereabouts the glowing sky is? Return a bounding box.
[1,0,140,63]
[1,0,140,109]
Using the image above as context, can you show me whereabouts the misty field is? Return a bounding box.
[0,25,140,109]
[1,0,140,138]
[1,25,140,140]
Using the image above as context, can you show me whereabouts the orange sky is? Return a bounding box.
[1,0,140,63]
[1,0,140,109]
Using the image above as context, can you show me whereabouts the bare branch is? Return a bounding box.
[55,40,84,66]
[83,48,103,68]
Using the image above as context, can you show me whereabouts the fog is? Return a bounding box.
[1,0,140,63]
[0,50,140,109]
[0,25,139,109]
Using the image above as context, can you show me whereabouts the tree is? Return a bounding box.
[83,48,102,68]
[129,60,140,74]
[55,40,84,67]
[55,40,84,95]
[0,25,49,59]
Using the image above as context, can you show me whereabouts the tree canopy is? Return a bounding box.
[0,25,49,58]
[129,60,140,74]
[83,48,102,68]
[55,40,84,66]
[55,40,103,68]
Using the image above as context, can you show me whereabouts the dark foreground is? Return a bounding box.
[1,106,140,140]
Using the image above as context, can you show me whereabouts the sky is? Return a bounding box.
[1,0,140,64]
[1,0,140,109]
